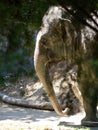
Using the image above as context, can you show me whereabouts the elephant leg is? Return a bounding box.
[81,90,98,126]
[77,61,98,126]
[34,55,67,115]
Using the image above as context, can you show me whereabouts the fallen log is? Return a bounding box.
[0,92,54,111]
[0,92,70,114]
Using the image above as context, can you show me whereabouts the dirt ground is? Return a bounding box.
[0,102,83,130]
[0,102,98,130]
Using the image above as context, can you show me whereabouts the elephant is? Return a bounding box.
[34,6,98,126]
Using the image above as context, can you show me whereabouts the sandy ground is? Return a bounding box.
[0,103,98,130]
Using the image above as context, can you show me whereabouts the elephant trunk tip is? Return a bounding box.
[56,107,70,116]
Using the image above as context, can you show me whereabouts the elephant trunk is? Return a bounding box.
[34,54,67,116]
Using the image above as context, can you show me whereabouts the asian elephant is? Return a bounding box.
[34,6,98,126]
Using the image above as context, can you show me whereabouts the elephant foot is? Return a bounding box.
[81,117,98,127]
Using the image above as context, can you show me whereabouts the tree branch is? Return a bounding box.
[92,11,98,18]
[56,0,98,32]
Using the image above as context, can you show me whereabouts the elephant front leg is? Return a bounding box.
[81,92,98,126]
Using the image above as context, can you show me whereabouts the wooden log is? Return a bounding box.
[0,92,54,111]
[0,92,70,114]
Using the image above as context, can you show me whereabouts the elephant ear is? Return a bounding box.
[59,19,77,60]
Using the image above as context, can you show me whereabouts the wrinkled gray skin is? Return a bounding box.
[34,6,98,126]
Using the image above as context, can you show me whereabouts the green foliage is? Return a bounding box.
[0,75,5,88]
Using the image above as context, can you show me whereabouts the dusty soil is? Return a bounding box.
[0,103,98,130]
[0,102,85,130]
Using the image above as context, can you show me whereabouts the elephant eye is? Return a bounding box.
[41,38,47,45]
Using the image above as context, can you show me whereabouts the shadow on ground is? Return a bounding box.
[59,121,98,130]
